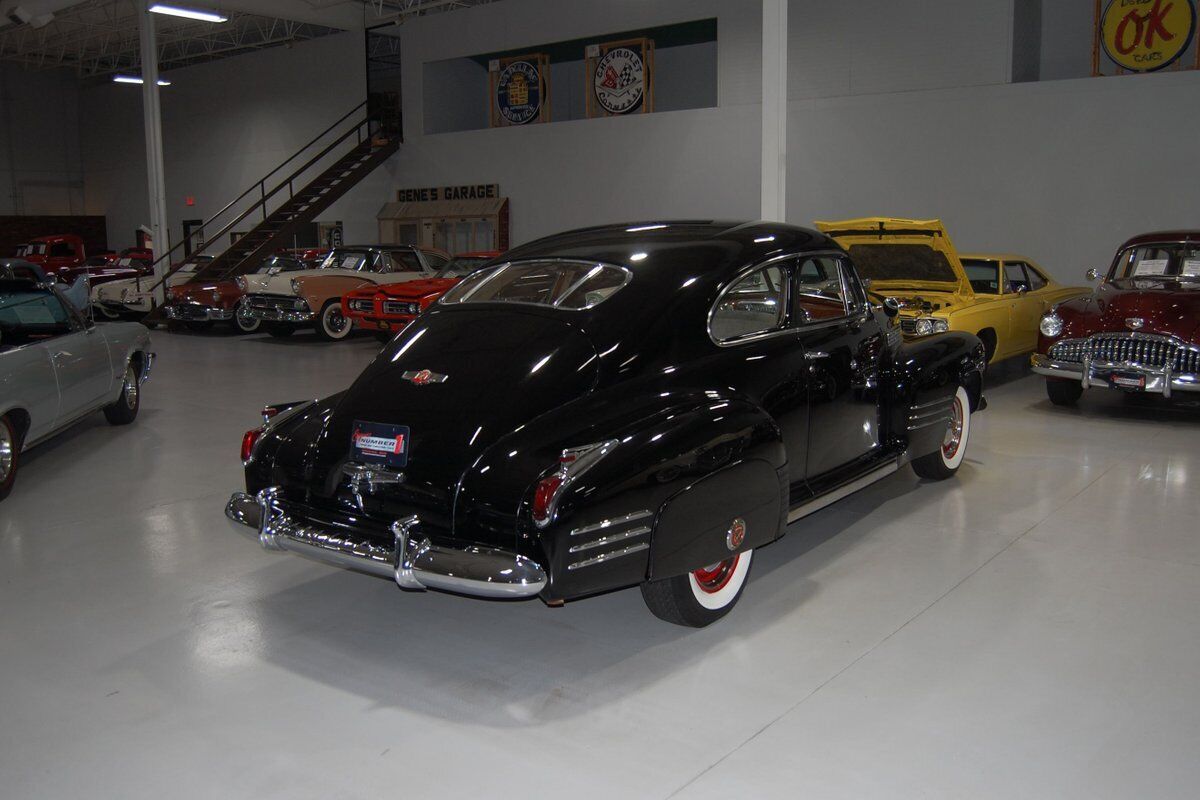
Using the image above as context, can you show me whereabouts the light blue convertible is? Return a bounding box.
[0,272,154,502]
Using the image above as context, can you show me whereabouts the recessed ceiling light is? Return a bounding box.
[149,4,229,23]
[113,75,172,86]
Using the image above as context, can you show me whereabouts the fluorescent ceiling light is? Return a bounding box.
[149,4,228,23]
[113,75,172,86]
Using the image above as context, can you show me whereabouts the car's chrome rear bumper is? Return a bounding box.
[225,489,547,599]
[1031,354,1200,397]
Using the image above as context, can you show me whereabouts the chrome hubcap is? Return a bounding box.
[123,366,138,409]
[942,396,964,460]
[326,307,347,335]
[0,424,13,483]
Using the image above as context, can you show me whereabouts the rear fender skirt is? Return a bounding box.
[646,458,786,581]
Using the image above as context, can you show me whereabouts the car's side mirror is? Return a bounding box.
[1085,268,1100,281]
[1016,285,1028,295]
[882,297,901,318]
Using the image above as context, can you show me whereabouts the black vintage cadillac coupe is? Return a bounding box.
[226,221,986,626]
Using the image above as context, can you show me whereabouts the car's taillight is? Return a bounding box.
[530,440,618,528]
[241,428,264,464]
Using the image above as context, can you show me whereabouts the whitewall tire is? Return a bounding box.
[912,384,970,480]
[642,550,754,626]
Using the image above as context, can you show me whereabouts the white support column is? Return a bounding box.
[760,0,788,222]
[138,1,169,298]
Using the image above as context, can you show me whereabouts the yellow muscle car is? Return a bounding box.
[815,218,1088,363]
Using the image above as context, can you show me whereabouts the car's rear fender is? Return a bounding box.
[473,393,786,602]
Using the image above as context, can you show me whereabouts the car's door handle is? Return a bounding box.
[805,351,830,360]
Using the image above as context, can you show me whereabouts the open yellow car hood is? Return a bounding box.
[815,217,973,304]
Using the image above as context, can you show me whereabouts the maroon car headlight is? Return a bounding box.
[531,439,619,528]
[1039,312,1064,338]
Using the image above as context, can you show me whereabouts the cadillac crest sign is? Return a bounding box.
[593,46,646,114]
[495,60,543,125]
[1100,0,1196,72]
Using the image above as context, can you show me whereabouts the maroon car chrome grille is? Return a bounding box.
[1050,334,1200,373]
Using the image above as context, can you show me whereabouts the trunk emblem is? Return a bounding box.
[1126,317,1145,330]
[342,463,405,511]
[402,369,448,386]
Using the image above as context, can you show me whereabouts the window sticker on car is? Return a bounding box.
[1181,260,1200,277]
[350,421,410,467]
[1134,258,1169,276]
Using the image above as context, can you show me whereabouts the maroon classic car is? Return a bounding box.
[1032,231,1200,405]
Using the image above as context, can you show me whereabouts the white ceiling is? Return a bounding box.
[0,0,498,78]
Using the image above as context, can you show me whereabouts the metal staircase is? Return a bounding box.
[135,100,399,310]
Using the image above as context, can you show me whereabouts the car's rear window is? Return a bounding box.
[440,260,631,309]
[848,244,958,283]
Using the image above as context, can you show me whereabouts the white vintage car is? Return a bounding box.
[239,245,450,340]
[92,255,213,319]
[1,277,154,502]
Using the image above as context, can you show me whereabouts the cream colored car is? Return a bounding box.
[92,256,212,319]
[240,245,449,340]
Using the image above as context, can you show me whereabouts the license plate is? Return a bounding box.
[1108,372,1145,390]
[351,421,410,467]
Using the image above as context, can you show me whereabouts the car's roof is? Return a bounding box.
[502,221,837,284]
[1119,231,1200,248]
[960,253,1036,262]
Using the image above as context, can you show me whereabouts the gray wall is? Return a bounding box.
[80,32,366,250]
[786,70,1200,282]
[0,65,84,216]
[325,0,764,245]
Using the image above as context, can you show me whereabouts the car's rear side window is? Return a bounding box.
[440,261,631,309]
[710,265,787,343]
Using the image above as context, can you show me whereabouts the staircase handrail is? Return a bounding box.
[136,100,369,292]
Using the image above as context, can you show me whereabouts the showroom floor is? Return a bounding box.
[2,329,1198,799]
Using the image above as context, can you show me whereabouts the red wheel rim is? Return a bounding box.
[692,554,741,594]
[942,395,964,459]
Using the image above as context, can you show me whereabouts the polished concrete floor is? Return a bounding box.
[2,329,1199,799]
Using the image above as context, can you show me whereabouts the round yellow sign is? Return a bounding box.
[1101,0,1196,72]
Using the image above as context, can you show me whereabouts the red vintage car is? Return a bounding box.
[164,251,322,333]
[342,250,500,338]
[1032,231,1200,404]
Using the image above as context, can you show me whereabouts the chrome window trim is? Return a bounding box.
[438,258,633,310]
[709,249,862,347]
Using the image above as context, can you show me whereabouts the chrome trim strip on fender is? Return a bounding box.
[567,525,651,554]
[569,509,653,536]
[787,460,899,523]
[567,542,650,571]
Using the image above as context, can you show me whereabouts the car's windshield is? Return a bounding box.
[846,243,959,284]
[257,256,305,273]
[437,256,493,279]
[1110,244,1200,281]
[0,286,73,347]
[961,259,1001,294]
[440,260,631,309]
[319,250,372,271]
